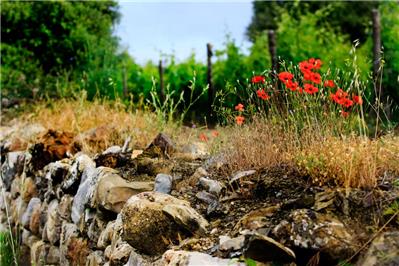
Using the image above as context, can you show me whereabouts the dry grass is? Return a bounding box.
[16,98,196,154]
[217,117,399,189]
[214,119,295,172]
[295,135,399,188]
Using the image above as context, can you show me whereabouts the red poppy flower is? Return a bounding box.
[252,75,265,84]
[330,89,349,105]
[257,89,271,100]
[308,58,316,64]
[353,95,363,105]
[313,59,322,70]
[286,80,298,91]
[235,103,244,112]
[311,72,321,84]
[299,61,314,73]
[211,131,219,137]
[304,83,319,95]
[298,87,303,94]
[236,116,245,125]
[303,70,312,81]
[278,72,294,83]
[342,98,354,108]
[324,80,335,88]
[341,111,349,118]
[199,133,208,142]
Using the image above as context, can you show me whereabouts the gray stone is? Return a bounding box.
[95,167,154,213]
[62,154,96,194]
[219,235,245,251]
[21,197,41,230]
[30,240,46,266]
[103,145,122,154]
[47,245,61,265]
[10,176,21,199]
[0,191,11,212]
[199,177,223,195]
[87,213,107,245]
[46,199,61,245]
[71,156,97,224]
[59,222,79,266]
[162,250,244,266]
[180,142,209,160]
[110,241,134,265]
[1,151,25,190]
[97,221,115,250]
[357,231,399,266]
[229,170,256,184]
[86,251,105,266]
[121,192,208,255]
[44,160,71,199]
[12,196,27,226]
[59,194,73,221]
[154,174,173,194]
[124,250,146,266]
[21,228,31,246]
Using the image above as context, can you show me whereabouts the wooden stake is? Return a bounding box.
[158,59,165,102]
[207,43,214,116]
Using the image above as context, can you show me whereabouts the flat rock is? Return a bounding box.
[243,233,296,264]
[121,192,208,255]
[162,250,244,266]
[199,177,223,196]
[96,167,154,213]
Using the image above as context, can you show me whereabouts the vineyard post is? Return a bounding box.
[159,59,165,102]
[372,8,387,120]
[207,43,214,117]
[122,63,128,98]
[372,9,381,82]
[268,30,277,73]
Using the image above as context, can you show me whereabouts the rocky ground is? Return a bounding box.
[0,123,398,266]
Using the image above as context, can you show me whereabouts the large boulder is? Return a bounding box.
[273,209,357,262]
[356,231,399,266]
[121,192,208,255]
[95,167,154,213]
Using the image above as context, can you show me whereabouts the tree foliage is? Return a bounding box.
[246,1,377,44]
[1,1,120,98]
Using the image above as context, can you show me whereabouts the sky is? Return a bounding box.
[114,1,253,65]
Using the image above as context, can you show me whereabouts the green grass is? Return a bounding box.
[0,230,18,266]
